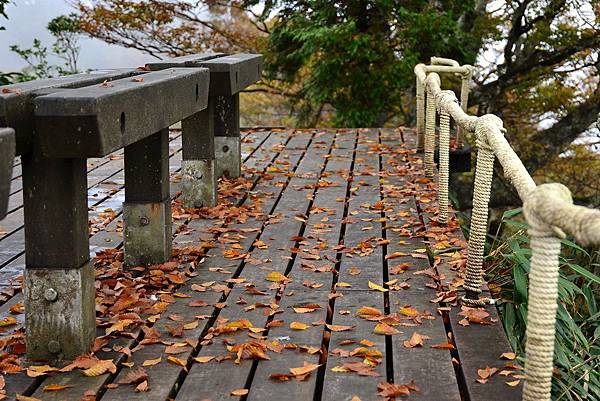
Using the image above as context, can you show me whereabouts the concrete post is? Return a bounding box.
[22,150,95,362]
[181,97,217,208]
[123,129,172,266]
[213,94,241,178]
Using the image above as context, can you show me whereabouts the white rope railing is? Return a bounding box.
[414,58,600,401]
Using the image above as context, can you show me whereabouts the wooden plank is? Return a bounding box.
[0,130,282,400]
[245,130,358,401]
[172,131,336,400]
[380,128,461,400]
[321,129,389,401]
[398,129,521,401]
[100,131,318,401]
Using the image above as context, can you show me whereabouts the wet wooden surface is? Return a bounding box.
[0,128,522,401]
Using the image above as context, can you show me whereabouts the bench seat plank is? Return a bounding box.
[34,68,209,157]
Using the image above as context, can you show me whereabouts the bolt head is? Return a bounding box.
[44,288,58,302]
[222,145,229,152]
[140,216,150,226]
[48,340,61,354]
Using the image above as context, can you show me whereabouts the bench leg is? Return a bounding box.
[123,129,172,266]
[181,100,217,208]
[22,152,95,362]
[213,94,241,178]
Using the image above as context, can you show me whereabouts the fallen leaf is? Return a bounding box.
[43,384,73,391]
[290,322,309,330]
[231,388,249,396]
[368,281,388,292]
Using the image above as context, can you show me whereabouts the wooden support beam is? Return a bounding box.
[0,127,15,219]
[123,129,172,266]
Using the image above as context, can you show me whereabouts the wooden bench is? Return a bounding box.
[0,66,211,362]
[146,53,263,207]
[0,127,15,219]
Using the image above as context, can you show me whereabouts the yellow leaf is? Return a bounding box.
[0,317,17,327]
[506,380,521,387]
[290,322,309,330]
[500,352,516,360]
[399,306,419,317]
[266,271,287,282]
[336,282,352,287]
[142,357,161,366]
[368,281,388,292]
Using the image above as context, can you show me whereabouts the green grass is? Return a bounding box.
[483,208,600,400]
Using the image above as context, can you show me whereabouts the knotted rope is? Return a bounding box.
[436,91,453,224]
[424,88,436,177]
[416,77,425,151]
[522,184,567,401]
[415,59,600,401]
[461,116,499,306]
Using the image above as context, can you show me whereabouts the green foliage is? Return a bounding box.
[0,0,9,30]
[265,0,492,127]
[486,209,600,400]
[8,14,82,82]
[10,39,52,81]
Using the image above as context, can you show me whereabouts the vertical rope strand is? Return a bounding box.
[438,110,450,224]
[425,89,436,177]
[521,235,561,401]
[462,137,495,306]
[416,77,425,151]
[457,75,470,146]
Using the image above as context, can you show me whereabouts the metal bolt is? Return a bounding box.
[44,288,58,302]
[140,216,149,226]
[222,145,229,153]
[48,340,61,354]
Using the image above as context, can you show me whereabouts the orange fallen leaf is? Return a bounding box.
[326,324,354,332]
[289,362,320,376]
[43,384,73,391]
[290,322,309,330]
[357,306,383,318]
[374,323,399,335]
[231,388,249,396]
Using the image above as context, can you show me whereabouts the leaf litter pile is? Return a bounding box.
[0,129,522,400]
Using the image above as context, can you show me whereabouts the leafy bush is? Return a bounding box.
[485,208,600,400]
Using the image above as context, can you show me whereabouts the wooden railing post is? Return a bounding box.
[123,129,172,266]
[0,127,15,219]
[181,98,217,207]
[1,71,137,362]
[214,93,241,178]
[22,150,95,361]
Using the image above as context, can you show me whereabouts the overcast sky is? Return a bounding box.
[0,0,156,72]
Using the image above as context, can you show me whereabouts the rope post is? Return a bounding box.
[522,184,570,401]
[462,116,499,306]
[424,88,436,177]
[438,108,450,224]
[416,77,425,151]
[456,66,472,147]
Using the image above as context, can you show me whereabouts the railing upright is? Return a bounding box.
[414,58,600,401]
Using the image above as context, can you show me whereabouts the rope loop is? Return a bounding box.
[435,90,458,114]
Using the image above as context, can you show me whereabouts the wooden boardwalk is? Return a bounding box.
[0,128,521,401]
